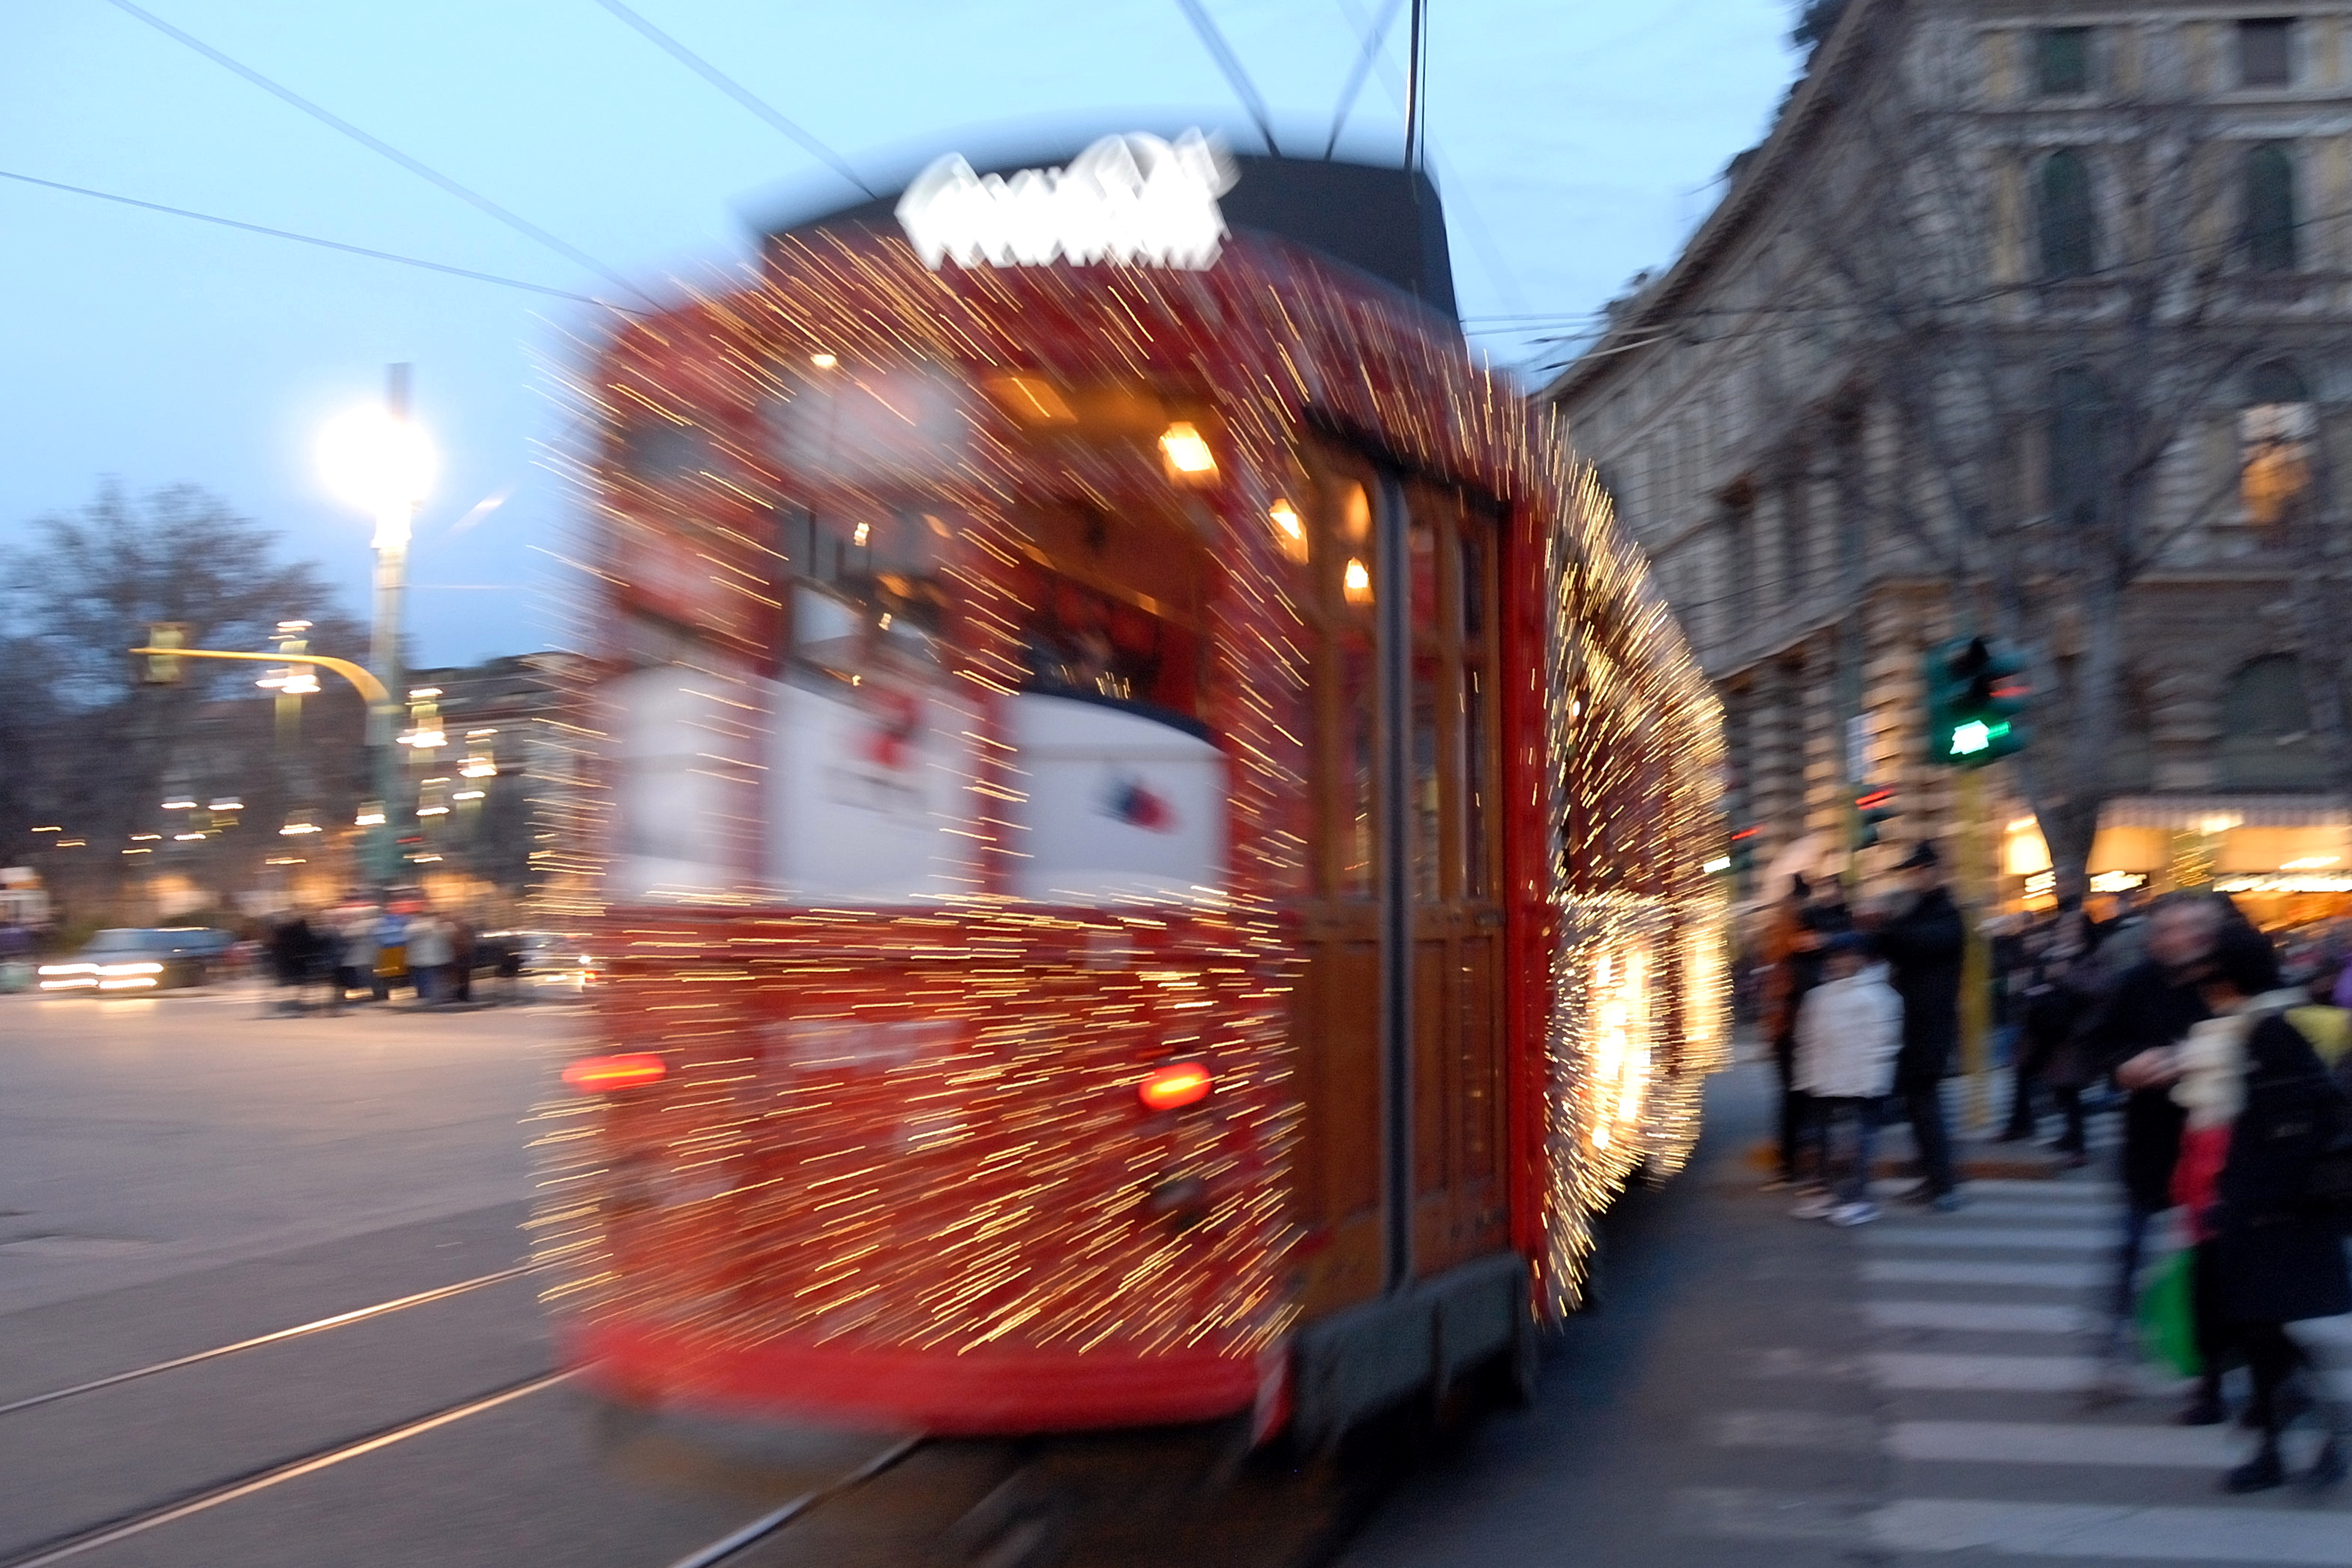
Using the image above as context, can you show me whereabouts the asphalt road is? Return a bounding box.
[19,988,2324,1568]
[0,987,1357,1567]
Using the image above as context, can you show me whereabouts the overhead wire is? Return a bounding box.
[0,167,636,311]
[100,0,650,306]
[1324,0,1406,158]
[582,0,876,198]
[1329,0,1532,317]
[1172,0,1282,155]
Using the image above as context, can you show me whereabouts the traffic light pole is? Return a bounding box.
[1953,766,1993,1132]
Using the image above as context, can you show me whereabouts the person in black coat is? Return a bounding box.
[2077,895,2226,1345]
[2119,928,2349,1491]
[1874,841,1965,1206]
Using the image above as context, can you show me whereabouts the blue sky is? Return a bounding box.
[1,0,1796,665]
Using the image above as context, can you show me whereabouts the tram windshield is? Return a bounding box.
[602,364,1232,912]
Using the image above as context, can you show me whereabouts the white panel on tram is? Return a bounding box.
[767,677,984,903]
[606,666,742,902]
[1005,691,1226,905]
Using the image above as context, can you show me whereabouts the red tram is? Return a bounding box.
[536,135,1727,1449]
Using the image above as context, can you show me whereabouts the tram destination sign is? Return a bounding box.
[895,130,1238,271]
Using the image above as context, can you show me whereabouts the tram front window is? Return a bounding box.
[997,449,1224,905]
[1009,499,1207,733]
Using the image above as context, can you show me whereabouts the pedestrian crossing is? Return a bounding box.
[1684,1170,2352,1563]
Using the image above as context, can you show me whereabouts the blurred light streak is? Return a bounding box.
[445,486,513,538]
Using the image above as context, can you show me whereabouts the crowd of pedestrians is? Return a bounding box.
[1756,858,2352,1494]
[1761,841,1967,1214]
[262,904,513,1011]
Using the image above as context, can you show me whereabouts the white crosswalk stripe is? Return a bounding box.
[1862,1257,2107,1288]
[1863,1224,2116,1250]
[1687,1151,2352,1565]
[1864,1299,2092,1332]
[1873,1498,2352,1562]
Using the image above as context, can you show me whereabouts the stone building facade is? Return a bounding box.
[1548,0,2352,914]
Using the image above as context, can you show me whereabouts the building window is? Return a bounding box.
[2241,360,2316,528]
[2243,142,2299,272]
[2238,18,2293,89]
[2049,367,2113,527]
[2036,27,2092,95]
[2219,654,2327,788]
[2037,151,2098,279]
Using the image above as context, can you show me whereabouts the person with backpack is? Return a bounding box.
[2118,926,2350,1492]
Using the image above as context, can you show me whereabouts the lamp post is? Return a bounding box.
[318,364,434,890]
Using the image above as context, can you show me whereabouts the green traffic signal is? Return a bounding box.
[1924,636,2028,769]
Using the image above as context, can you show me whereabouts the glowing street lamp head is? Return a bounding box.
[318,405,435,546]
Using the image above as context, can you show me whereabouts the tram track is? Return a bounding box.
[0,1369,576,1568]
[0,1264,535,1419]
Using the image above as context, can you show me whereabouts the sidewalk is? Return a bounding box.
[1339,1057,2350,1568]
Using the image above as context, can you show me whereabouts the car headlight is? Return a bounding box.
[37,963,93,976]
[98,962,164,976]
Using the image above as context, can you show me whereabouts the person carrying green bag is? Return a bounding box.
[2117,928,2350,1493]
[2134,1247,2202,1380]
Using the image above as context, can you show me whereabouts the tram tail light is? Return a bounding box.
[562,1053,668,1094]
[1138,1061,1213,1112]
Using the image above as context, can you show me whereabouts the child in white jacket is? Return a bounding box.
[1791,935,1905,1225]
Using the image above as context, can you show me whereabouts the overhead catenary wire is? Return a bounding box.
[1172,0,1282,155]
[0,168,634,311]
[1324,0,1407,158]
[101,0,650,305]
[582,0,876,198]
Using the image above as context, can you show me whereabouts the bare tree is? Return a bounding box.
[3,482,367,918]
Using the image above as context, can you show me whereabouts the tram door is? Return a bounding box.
[1288,444,1509,1323]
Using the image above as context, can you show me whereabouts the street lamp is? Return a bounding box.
[318,364,435,889]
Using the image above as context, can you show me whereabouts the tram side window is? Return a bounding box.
[1310,473,1377,900]
[781,504,953,677]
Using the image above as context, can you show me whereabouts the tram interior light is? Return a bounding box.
[810,352,838,369]
[984,373,1077,425]
[1267,499,1308,563]
[1343,558,1373,606]
[1158,422,1216,479]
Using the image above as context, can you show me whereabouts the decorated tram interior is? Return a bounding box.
[545,139,1728,1448]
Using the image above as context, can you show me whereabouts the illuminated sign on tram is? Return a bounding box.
[895,130,1238,271]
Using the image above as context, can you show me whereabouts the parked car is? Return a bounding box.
[479,930,596,989]
[37,928,227,992]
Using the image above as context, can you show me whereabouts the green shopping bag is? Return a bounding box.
[2135,1248,2202,1378]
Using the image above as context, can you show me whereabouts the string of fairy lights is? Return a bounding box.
[525,219,1727,1385]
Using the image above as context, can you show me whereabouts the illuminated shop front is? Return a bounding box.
[2004,795,2350,926]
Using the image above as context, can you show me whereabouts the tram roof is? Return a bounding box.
[754,142,1458,323]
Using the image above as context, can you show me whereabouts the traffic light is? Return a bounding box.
[144,622,187,686]
[1728,824,1760,876]
[1925,636,2029,768]
[1854,785,1899,848]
